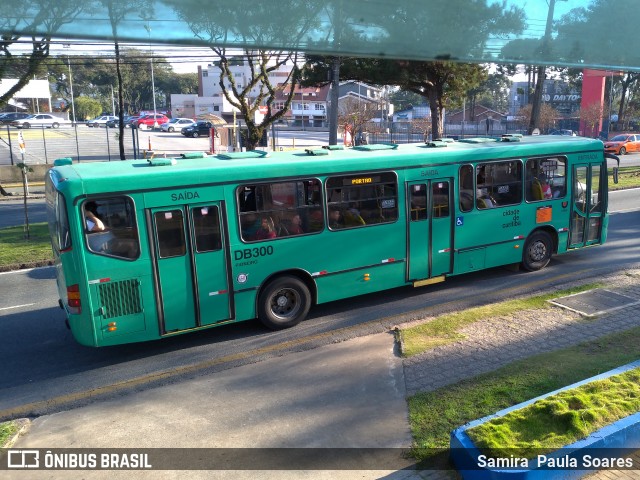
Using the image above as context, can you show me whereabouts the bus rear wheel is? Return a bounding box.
[258,276,311,330]
[522,231,553,271]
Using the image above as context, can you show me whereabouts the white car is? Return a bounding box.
[87,115,117,127]
[161,118,196,132]
[10,114,72,129]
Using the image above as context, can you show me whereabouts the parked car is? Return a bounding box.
[134,114,169,129]
[161,117,196,132]
[105,115,136,128]
[181,121,215,138]
[550,129,576,136]
[10,114,72,129]
[87,115,117,127]
[604,133,640,155]
[0,112,31,125]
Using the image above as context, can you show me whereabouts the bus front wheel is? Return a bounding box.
[258,276,311,330]
[522,231,553,271]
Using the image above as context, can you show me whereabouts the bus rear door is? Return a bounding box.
[407,179,453,282]
[569,164,604,248]
[150,202,232,334]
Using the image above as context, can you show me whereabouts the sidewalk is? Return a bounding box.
[0,182,45,199]
[6,270,640,479]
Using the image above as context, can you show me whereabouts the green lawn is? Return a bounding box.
[466,367,640,458]
[0,222,53,270]
[409,326,640,465]
[610,166,640,190]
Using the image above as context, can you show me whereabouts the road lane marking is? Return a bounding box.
[0,303,35,312]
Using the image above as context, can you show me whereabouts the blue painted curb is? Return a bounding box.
[450,359,640,479]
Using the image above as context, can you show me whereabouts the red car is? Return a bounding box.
[135,114,169,130]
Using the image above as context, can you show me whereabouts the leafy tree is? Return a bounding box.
[103,0,154,159]
[388,89,423,112]
[305,58,490,139]
[0,2,85,108]
[74,96,103,121]
[303,0,525,139]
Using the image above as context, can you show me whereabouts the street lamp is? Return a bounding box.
[63,44,76,124]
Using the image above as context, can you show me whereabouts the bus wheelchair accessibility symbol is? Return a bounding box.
[456,216,464,226]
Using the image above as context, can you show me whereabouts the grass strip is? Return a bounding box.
[466,367,640,458]
[0,421,18,447]
[408,326,640,464]
[398,283,601,357]
[609,166,640,190]
[0,222,53,269]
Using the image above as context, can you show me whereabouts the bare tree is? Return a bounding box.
[337,96,376,143]
[517,104,560,134]
[174,1,322,151]
[579,102,607,138]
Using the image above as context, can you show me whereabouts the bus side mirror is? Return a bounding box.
[613,167,619,184]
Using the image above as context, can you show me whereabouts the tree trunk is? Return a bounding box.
[329,58,341,145]
[428,89,443,139]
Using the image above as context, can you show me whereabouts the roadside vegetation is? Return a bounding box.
[0,421,18,447]
[409,326,640,465]
[466,367,640,458]
[610,166,640,190]
[0,223,53,271]
[397,283,601,357]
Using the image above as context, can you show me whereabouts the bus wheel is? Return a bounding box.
[258,276,311,330]
[522,231,552,271]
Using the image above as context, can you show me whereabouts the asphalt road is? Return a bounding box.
[0,190,638,419]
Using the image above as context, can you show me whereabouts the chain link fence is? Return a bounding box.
[0,125,140,165]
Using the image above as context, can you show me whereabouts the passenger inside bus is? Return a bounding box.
[328,208,344,229]
[85,201,106,232]
[240,212,261,240]
[255,217,276,240]
[289,214,305,235]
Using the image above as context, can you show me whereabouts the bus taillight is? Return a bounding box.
[67,284,81,314]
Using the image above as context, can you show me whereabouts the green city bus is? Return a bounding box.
[45,135,618,347]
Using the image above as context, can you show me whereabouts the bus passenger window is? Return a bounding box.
[326,172,398,230]
[432,182,450,218]
[410,184,427,221]
[155,210,186,258]
[193,206,222,252]
[237,179,323,242]
[83,197,140,259]
[526,157,567,202]
[476,161,522,208]
[459,165,474,212]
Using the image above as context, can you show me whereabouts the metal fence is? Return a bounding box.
[0,125,139,165]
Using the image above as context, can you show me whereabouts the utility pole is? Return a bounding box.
[528,0,561,134]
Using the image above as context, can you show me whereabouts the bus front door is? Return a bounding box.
[407,180,453,282]
[151,203,232,334]
[569,164,603,248]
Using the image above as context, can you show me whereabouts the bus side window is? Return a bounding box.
[84,197,140,259]
[155,210,186,258]
[193,206,222,252]
[526,157,566,202]
[458,165,473,212]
